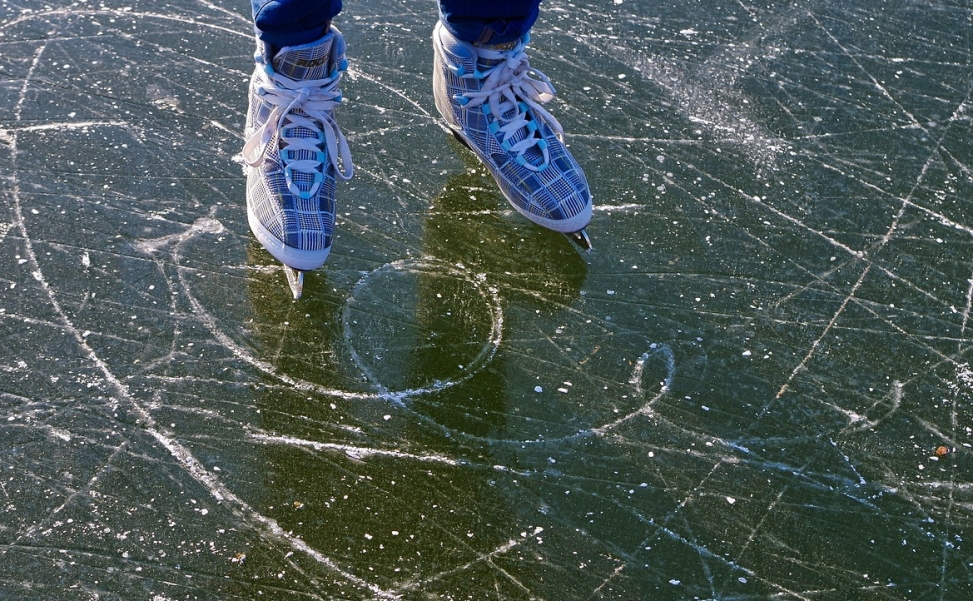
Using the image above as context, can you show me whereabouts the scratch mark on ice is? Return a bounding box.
[8,36,399,601]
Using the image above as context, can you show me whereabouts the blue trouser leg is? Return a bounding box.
[438,0,542,44]
[250,1,543,50]
[251,0,342,51]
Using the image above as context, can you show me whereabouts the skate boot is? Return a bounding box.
[243,28,354,299]
[432,21,592,250]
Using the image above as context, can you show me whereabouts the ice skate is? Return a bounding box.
[243,28,353,299]
[432,21,592,250]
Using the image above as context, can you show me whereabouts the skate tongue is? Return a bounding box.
[273,34,335,81]
[473,39,518,68]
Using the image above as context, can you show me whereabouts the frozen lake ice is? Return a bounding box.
[1,0,972,599]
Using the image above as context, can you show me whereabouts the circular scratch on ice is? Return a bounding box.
[171,217,675,446]
[174,223,504,404]
[341,257,504,403]
[590,344,676,436]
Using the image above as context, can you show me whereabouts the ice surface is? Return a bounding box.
[1,0,972,599]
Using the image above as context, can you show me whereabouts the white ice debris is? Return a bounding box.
[49,428,71,441]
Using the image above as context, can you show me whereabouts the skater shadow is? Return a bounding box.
[402,149,589,438]
[241,239,366,391]
[423,136,589,308]
[238,133,589,440]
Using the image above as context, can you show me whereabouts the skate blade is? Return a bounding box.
[565,228,593,252]
[284,266,304,300]
[448,127,472,150]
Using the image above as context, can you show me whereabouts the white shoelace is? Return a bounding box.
[243,67,354,199]
[458,41,563,172]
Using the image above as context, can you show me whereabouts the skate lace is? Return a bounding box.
[243,67,353,199]
[455,40,562,172]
